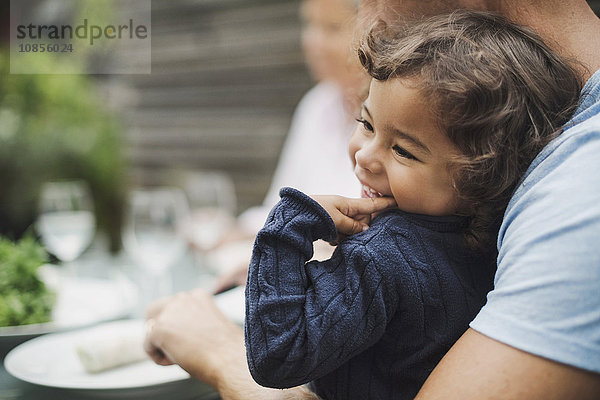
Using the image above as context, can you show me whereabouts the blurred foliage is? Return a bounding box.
[0,236,54,327]
[0,47,126,252]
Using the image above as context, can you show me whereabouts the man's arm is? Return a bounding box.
[416,328,600,400]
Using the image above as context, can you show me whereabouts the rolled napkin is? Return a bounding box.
[75,321,148,373]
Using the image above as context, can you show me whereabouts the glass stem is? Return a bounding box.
[140,269,173,307]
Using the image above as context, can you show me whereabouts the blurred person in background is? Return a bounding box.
[211,0,366,292]
[237,0,364,231]
[145,0,600,399]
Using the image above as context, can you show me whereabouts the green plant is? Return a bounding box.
[0,237,54,327]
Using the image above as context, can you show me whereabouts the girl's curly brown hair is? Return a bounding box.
[358,10,582,249]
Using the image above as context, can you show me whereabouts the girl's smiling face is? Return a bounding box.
[349,77,462,216]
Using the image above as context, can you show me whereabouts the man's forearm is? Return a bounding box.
[180,322,320,400]
[212,340,321,400]
[416,328,600,400]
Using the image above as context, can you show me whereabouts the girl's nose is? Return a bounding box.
[354,143,382,174]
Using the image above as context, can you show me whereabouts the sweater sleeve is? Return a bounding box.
[245,187,402,388]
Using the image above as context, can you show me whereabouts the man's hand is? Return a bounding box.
[144,289,243,383]
[144,289,322,400]
[311,195,397,241]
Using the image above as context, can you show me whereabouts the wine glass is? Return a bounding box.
[36,181,96,270]
[178,170,237,252]
[122,187,189,303]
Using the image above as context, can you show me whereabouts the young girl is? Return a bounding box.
[245,10,582,400]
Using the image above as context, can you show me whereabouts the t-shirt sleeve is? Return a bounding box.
[470,121,600,373]
[245,188,402,388]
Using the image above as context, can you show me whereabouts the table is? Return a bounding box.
[0,242,224,400]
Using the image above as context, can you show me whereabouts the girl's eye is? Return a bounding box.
[355,118,374,132]
[393,145,418,161]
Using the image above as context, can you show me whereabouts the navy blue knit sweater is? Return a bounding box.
[245,188,496,399]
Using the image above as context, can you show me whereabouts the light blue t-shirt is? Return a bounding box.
[470,69,600,373]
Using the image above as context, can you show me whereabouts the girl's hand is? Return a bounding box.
[311,195,397,242]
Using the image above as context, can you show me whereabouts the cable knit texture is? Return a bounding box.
[245,188,496,399]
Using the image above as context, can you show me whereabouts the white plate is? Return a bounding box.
[0,265,138,339]
[214,285,246,326]
[4,320,190,390]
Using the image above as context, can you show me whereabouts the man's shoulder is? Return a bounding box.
[481,77,600,374]
[500,109,600,246]
[497,76,600,260]
[498,69,599,224]
[508,100,600,208]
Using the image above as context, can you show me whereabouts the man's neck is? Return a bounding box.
[489,0,600,82]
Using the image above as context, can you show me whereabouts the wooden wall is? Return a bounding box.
[118,0,312,213]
